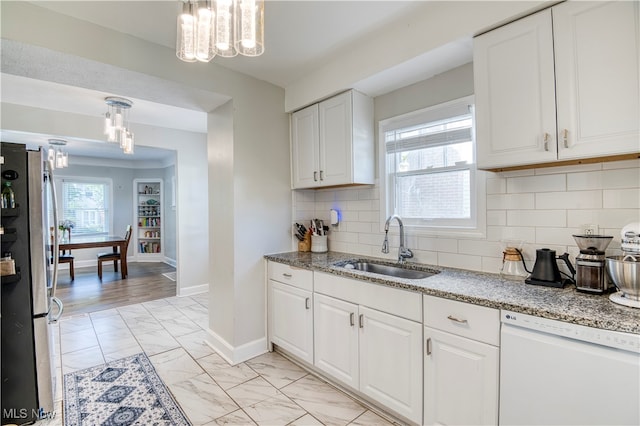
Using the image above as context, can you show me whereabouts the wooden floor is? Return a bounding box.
[55,262,177,316]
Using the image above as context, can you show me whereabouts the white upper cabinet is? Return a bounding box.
[474,9,557,168]
[475,1,640,170]
[554,1,640,160]
[291,90,374,189]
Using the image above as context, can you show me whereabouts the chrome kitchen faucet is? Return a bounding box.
[382,214,413,264]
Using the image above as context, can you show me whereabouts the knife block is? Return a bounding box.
[298,231,311,252]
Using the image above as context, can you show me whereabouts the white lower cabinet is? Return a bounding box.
[313,293,359,388]
[268,262,314,364]
[424,327,499,425]
[359,306,423,423]
[313,273,423,425]
[423,296,500,426]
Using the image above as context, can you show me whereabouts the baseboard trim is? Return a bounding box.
[178,283,208,297]
[163,257,176,267]
[203,329,267,366]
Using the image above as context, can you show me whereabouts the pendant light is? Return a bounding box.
[103,97,135,155]
[47,139,69,169]
[176,0,264,62]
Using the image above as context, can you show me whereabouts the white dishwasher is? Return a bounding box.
[500,310,640,425]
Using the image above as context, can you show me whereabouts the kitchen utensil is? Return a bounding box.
[573,234,614,294]
[500,247,528,280]
[606,254,640,304]
[525,248,575,288]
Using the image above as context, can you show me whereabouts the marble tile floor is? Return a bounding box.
[40,293,397,426]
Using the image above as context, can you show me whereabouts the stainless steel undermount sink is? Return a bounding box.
[340,261,437,280]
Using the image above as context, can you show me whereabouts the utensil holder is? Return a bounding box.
[298,232,311,252]
[311,235,328,253]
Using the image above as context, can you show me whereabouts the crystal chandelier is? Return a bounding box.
[47,139,69,169]
[176,0,264,63]
[103,97,135,155]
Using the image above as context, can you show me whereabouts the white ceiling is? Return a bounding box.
[1,1,473,162]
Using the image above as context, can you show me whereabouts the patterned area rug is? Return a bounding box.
[63,353,191,426]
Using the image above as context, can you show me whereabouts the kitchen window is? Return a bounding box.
[379,95,485,236]
[55,177,112,236]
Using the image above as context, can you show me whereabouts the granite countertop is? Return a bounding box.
[264,251,640,335]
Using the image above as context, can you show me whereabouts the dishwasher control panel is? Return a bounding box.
[501,310,640,353]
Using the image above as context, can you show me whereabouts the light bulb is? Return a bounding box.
[55,150,64,169]
[215,0,236,56]
[62,152,69,168]
[195,5,214,61]
[115,109,123,130]
[178,5,196,61]
[104,112,112,135]
[240,0,256,49]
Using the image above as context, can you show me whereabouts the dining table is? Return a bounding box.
[58,234,129,279]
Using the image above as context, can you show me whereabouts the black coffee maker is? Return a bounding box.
[525,248,575,288]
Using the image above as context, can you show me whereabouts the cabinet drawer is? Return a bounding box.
[268,262,313,291]
[314,272,421,322]
[424,295,499,346]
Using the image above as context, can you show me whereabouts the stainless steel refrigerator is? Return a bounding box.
[1,142,63,425]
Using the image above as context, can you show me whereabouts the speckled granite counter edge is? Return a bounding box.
[265,251,640,335]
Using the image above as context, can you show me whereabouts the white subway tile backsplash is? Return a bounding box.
[535,227,577,246]
[486,177,506,195]
[458,240,502,257]
[507,174,566,193]
[535,190,602,209]
[568,209,640,229]
[301,162,639,275]
[486,226,536,243]
[346,199,374,211]
[345,221,373,233]
[358,211,379,223]
[602,159,640,170]
[535,162,601,175]
[487,193,535,210]
[603,189,640,209]
[437,252,482,271]
[507,210,566,227]
[568,168,640,191]
[487,211,506,226]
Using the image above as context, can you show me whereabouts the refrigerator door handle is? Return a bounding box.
[49,297,64,323]
[48,159,60,299]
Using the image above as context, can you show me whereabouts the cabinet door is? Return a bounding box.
[269,280,313,364]
[359,306,423,424]
[318,92,353,186]
[424,327,499,426]
[313,293,359,389]
[554,1,640,159]
[291,104,320,189]
[474,9,557,169]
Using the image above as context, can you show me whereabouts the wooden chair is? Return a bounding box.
[97,225,132,280]
[52,227,74,280]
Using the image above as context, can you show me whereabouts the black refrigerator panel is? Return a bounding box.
[1,142,39,425]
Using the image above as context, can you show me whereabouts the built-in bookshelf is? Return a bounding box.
[134,179,163,260]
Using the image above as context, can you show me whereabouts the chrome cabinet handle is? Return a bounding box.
[426,338,432,355]
[282,273,292,278]
[543,132,550,151]
[319,170,324,181]
[447,315,468,324]
[359,314,364,328]
[350,312,355,326]
[313,171,318,182]
[562,129,569,148]
[305,297,310,310]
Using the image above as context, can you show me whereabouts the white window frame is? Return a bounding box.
[53,176,114,237]
[378,95,486,238]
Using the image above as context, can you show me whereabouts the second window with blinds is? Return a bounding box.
[379,95,485,236]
